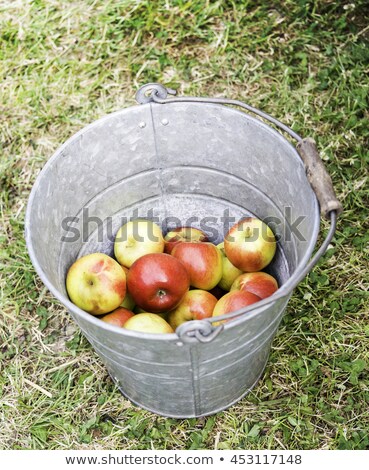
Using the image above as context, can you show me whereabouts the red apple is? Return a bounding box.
[66,253,126,315]
[171,242,222,290]
[224,217,276,272]
[231,272,278,299]
[124,313,174,334]
[212,290,261,324]
[127,253,190,312]
[168,289,218,330]
[164,226,208,254]
[100,307,134,327]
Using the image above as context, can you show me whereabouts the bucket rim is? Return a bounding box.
[25,101,320,341]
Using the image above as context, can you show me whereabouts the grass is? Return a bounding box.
[1,0,369,450]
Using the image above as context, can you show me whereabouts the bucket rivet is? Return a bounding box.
[139,121,146,128]
[161,118,169,126]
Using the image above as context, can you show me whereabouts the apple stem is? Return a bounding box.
[244,227,253,239]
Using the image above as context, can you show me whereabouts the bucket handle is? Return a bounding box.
[136,83,343,343]
[296,138,343,219]
[137,83,343,220]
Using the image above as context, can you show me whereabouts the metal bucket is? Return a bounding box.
[25,83,342,417]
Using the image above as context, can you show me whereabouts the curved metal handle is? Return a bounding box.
[297,138,343,219]
[136,84,341,342]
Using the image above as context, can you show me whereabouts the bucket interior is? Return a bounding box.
[26,101,319,313]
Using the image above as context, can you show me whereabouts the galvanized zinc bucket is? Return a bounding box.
[25,83,342,417]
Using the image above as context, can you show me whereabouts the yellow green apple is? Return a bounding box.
[114,219,165,268]
[134,305,168,320]
[120,266,135,310]
[66,253,126,315]
[123,313,174,334]
[217,242,243,291]
[224,217,276,272]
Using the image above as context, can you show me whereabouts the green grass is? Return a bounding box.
[1,0,369,450]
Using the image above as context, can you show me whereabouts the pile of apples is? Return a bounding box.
[66,218,278,334]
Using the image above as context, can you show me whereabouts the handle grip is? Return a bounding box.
[296,138,343,219]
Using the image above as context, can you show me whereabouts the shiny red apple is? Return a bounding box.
[127,253,190,313]
[231,272,278,299]
[164,226,208,254]
[212,290,261,324]
[171,242,222,290]
[66,252,126,315]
